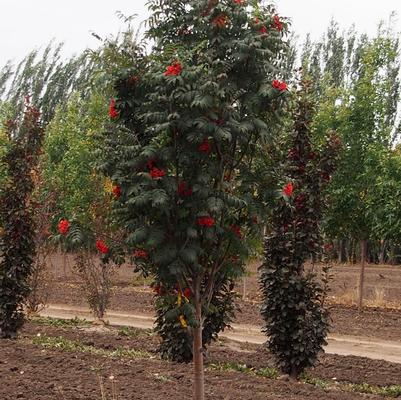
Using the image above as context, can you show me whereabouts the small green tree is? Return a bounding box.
[260,80,340,378]
[42,91,122,319]
[0,101,44,338]
[42,92,109,228]
[366,147,401,263]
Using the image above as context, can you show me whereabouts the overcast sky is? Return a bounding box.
[1,0,400,65]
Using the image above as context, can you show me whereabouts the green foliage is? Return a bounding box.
[304,19,401,253]
[102,0,289,314]
[347,383,401,398]
[0,102,13,192]
[41,92,109,233]
[367,147,401,242]
[323,38,398,240]
[154,277,237,363]
[0,103,44,338]
[154,291,193,363]
[0,43,96,124]
[101,5,290,393]
[260,81,341,377]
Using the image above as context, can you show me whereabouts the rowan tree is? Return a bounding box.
[102,1,289,398]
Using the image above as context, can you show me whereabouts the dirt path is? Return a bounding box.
[39,303,401,364]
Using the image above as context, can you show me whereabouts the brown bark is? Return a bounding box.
[193,298,204,400]
[351,240,356,264]
[62,252,67,279]
[343,239,348,263]
[337,239,346,263]
[358,240,367,312]
[289,366,300,380]
[379,240,386,265]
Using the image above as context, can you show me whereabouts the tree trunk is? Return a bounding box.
[290,366,300,380]
[336,239,341,263]
[344,239,351,264]
[62,252,67,279]
[389,242,395,265]
[358,240,367,312]
[351,240,357,264]
[337,239,346,263]
[193,298,204,400]
[379,240,386,265]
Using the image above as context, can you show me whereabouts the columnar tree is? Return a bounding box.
[0,101,44,338]
[260,80,340,378]
[102,1,289,397]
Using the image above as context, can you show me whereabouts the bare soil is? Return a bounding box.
[0,321,399,400]
[45,254,401,343]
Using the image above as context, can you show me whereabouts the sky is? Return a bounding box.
[1,0,400,65]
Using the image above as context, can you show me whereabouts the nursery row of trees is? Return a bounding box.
[0,1,401,399]
[304,18,401,265]
[1,21,400,264]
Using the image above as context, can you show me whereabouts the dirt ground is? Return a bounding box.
[48,253,401,305]
[45,253,401,342]
[0,321,399,400]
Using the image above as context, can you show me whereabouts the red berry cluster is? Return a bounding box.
[134,249,148,259]
[96,240,109,254]
[197,216,215,227]
[58,219,70,235]
[109,99,119,119]
[164,62,182,76]
[198,139,211,153]
[178,182,193,197]
[272,79,288,92]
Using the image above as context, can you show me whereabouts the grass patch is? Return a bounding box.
[33,316,153,338]
[210,363,401,398]
[346,383,401,397]
[33,316,90,327]
[302,373,401,398]
[301,374,331,390]
[117,326,152,338]
[256,367,279,379]
[32,335,153,360]
[208,361,278,379]
[131,274,153,287]
[152,373,172,382]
